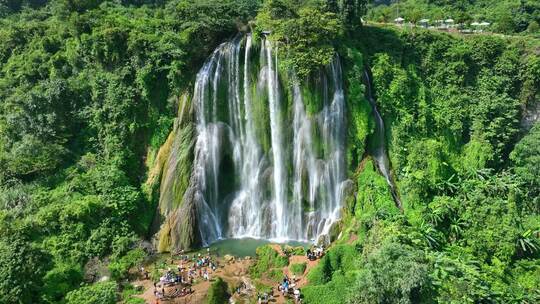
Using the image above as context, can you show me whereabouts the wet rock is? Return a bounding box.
[305,210,321,240]
[138,240,155,255]
[149,99,206,253]
[341,179,357,213]
[159,124,195,215]
[316,234,329,246]
[83,257,110,283]
[328,220,342,243]
[170,181,201,251]
[522,99,540,130]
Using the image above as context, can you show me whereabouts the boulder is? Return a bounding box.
[224,254,235,263]
[328,220,342,243]
[316,234,329,247]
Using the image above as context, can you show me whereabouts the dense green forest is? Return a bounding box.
[303,24,540,303]
[0,0,538,303]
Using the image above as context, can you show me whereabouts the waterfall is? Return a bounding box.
[292,81,312,240]
[264,39,288,239]
[228,34,264,237]
[189,35,347,245]
[363,69,402,208]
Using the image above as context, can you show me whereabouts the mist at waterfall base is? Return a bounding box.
[188,34,347,247]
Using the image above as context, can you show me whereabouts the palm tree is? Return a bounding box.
[516,229,539,257]
[449,217,465,243]
[410,221,441,249]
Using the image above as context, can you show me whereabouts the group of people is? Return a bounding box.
[306,245,324,261]
[277,275,302,303]
[149,249,219,303]
[179,251,217,282]
[146,246,323,303]
[235,281,249,296]
[159,268,181,285]
[153,284,193,301]
[256,291,273,304]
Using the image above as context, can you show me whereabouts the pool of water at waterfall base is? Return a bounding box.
[192,237,310,257]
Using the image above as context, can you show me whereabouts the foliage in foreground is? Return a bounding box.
[206,277,230,304]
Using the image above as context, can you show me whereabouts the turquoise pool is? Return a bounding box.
[194,238,310,257]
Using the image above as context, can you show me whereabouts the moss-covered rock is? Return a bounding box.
[355,158,398,222]
[149,93,201,252]
[170,181,201,251]
[157,177,202,252]
[344,48,374,174]
[158,123,195,214]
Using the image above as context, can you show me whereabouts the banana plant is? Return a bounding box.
[516,229,539,256]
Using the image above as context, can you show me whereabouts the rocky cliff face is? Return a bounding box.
[146,93,201,252]
[522,99,540,130]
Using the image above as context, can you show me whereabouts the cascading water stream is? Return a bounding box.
[363,69,402,209]
[228,34,264,237]
[292,81,314,240]
[190,35,348,245]
[264,39,288,239]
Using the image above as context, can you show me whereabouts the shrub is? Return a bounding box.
[206,277,229,304]
[307,255,331,285]
[121,283,144,302]
[0,233,51,304]
[326,245,357,272]
[42,263,83,303]
[124,297,145,304]
[282,245,306,256]
[108,248,146,280]
[303,271,352,304]
[65,281,117,304]
[269,268,284,281]
[250,245,289,279]
[307,244,358,285]
[347,242,432,304]
[150,267,161,282]
[290,262,307,275]
[254,280,273,294]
